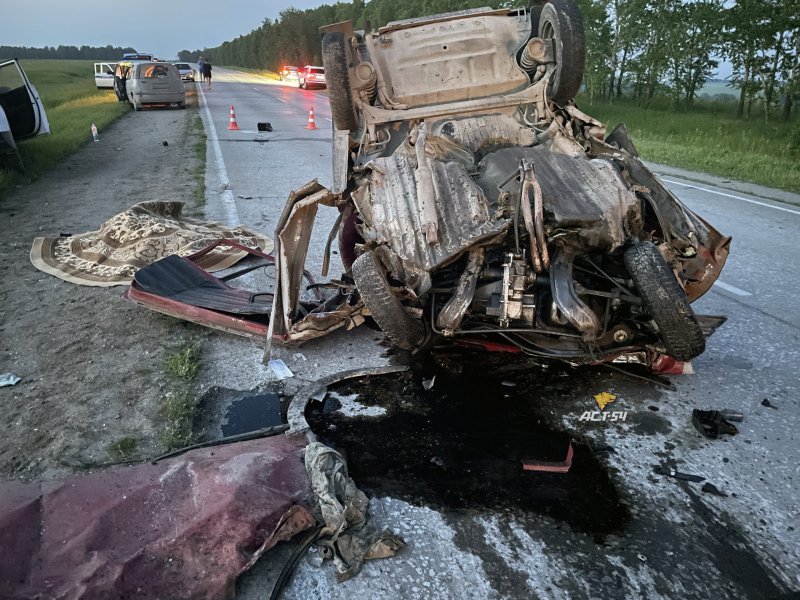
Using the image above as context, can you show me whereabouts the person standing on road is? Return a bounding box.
[203,61,212,91]
[196,56,205,82]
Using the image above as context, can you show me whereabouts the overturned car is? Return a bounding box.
[127,2,729,365]
[304,1,729,361]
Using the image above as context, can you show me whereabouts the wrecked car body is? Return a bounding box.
[127,2,729,366]
[301,1,729,361]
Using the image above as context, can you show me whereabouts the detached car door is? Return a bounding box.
[94,62,117,88]
[0,59,50,151]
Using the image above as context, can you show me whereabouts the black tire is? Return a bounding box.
[351,251,425,350]
[538,0,585,104]
[322,31,359,131]
[624,242,705,361]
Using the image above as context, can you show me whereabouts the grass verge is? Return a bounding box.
[189,115,206,215]
[160,342,203,450]
[579,95,800,193]
[0,59,129,199]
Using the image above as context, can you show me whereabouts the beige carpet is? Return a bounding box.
[30,201,273,287]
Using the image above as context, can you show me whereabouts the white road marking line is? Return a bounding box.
[276,98,287,103]
[197,83,240,227]
[661,177,800,216]
[713,280,753,297]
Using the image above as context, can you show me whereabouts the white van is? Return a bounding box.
[94,62,117,88]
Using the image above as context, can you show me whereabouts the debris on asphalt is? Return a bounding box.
[650,353,694,375]
[655,466,706,482]
[162,140,168,146]
[692,409,740,439]
[293,352,307,362]
[719,409,744,422]
[257,122,273,132]
[501,380,517,387]
[237,194,253,199]
[269,358,294,380]
[0,373,21,387]
[422,375,436,390]
[304,442,405,582]
[761,398,778,409]
[522,441,574,473]
[701,482,728,497]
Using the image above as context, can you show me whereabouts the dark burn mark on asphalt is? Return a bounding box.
[628,411,673,435]
[306,353,631,541]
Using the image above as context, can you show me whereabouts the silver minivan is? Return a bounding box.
[125,62,186,110]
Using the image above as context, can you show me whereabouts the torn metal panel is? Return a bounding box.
[0,436,314,600]
[269,180,336,341]
[601,124,730,301]
[124,284,270,339]
[354,154,509,275]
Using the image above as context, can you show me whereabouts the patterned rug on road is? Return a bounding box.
[30,201,273,287]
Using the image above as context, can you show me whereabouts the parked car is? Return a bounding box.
[0,59,50,163]
[125,62,186,110]
[298,65,326,89]
[296,1,731,361]
[94,62,117,89]
[280,65,299,84]
[172,62,195,82]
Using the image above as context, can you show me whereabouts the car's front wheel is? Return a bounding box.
[352,251,425,350]
[624,241,705,360]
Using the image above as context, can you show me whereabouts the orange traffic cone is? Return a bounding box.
[305,106,317,130]
[227,105,240,130]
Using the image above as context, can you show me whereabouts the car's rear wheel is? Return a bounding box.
[624,241,705,360]
[322,31,359,131]
[538,0,585,104]
[352,251,425,350]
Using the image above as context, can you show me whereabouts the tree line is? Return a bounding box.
[181,0,798,120]
[0,45,136,61]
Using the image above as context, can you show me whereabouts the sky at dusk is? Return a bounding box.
[3,0,326,59]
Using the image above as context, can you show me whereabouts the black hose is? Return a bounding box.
[269,525,324,600]
[151,423,289,463]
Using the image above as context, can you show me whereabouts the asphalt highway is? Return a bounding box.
[199,68,800,600]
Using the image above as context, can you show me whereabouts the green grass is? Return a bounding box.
[160,342,204,450]
[164,343,201,381]
[0,59,129,198]
[578,95,800,193]
[189,115,206,215]
[158,389,199,450]
[107,436,138,461]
